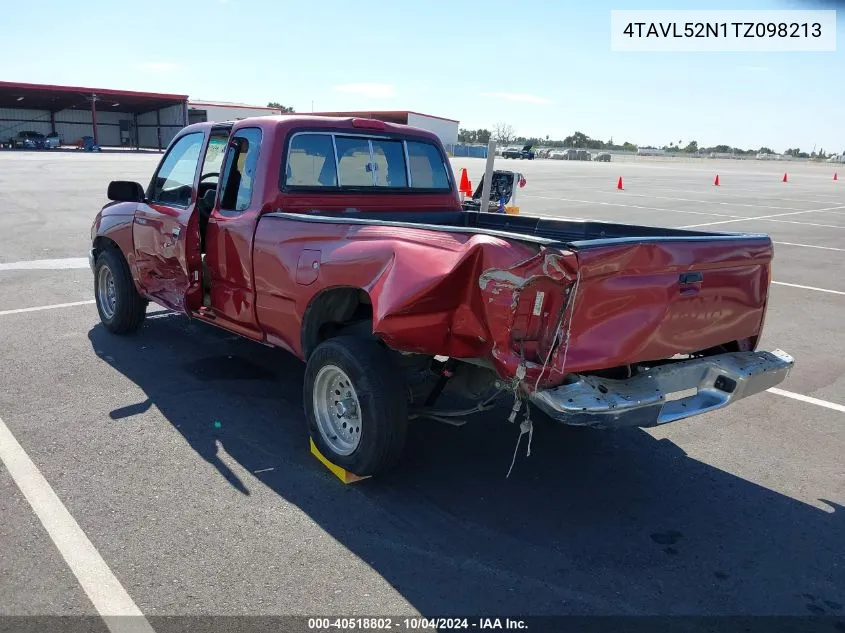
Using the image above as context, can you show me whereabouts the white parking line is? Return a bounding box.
[0,415,154,633]
[0,300,95,317]
[679,205,845,228]
[773,241,845,252]
[0,258,89,271]
[768,388,845,413]
[580,190,805,211]
[765,219,845,229]
[523,195,739,218]
[771,281,845,295]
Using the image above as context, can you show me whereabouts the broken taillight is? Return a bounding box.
[511,280,572,362]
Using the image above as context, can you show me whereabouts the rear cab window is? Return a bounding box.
[282,131,451,192]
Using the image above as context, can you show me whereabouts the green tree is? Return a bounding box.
[493,122,516,144]
[683,140,698,153]
[267,102,295,113]
[564,131,590,148]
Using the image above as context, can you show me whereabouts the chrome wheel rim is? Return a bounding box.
[312,364,362,456]
[97,264,116,320]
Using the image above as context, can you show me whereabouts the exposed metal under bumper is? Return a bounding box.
[529,349,795,429]
[88,249,96,272]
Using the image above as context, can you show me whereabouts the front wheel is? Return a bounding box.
[304,336,408,477]
[94,248,147,334]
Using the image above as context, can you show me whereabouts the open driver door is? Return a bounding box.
[132,130,207,315]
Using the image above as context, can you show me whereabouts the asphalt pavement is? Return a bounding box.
[0,151,842,631]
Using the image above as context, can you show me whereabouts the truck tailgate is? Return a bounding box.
[558,235,773,374]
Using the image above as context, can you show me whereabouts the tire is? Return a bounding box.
[94,248,147,334]
[304,335,408,477]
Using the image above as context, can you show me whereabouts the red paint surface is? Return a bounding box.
[92,116,774,391]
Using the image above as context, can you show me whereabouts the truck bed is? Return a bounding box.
[260,208,774,384]
[267,209,767,249]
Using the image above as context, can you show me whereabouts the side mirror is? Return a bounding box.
[107,181,145,202]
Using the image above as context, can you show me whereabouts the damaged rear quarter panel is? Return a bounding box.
[252,215,578,375]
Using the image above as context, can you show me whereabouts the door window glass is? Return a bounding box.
[200,135,229,182]
[149,132,204,206]
[218,128,263,212]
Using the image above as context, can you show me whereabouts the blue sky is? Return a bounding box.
[1,0,842,152]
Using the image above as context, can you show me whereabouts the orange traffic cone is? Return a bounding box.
[459,168,471,196]
[714,174,720,186]
[466,180,473,195]
[782,173,788,183]
[617,177,624,190]
[834,172,839,181]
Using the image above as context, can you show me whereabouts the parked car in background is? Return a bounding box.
[10,131,46,149]
[560,149,591,161]
[502,143,535,160]
[594,152,611,162]
[43,133,62,149]
[549,150,567,160]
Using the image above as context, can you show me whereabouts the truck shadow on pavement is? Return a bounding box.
[88,313,844,619]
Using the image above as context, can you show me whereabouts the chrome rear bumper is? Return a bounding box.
[530,349,794,429]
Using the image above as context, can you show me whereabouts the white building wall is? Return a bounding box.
[134,104,186,148]
[406,113,459,146]
[54,108,136,147]
[2,103,186,148]
[190,104,281,123]
[159,104,186,126]
[0,107,52,140]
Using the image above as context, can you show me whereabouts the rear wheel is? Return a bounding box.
[94,248,146,334]
[304,336,408,477]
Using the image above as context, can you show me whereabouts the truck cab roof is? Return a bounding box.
[178,114,444,144]
[168,114,460,216]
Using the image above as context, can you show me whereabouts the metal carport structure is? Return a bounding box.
[0,81,188,150]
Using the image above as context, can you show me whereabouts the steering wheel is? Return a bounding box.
[197,173,219,219]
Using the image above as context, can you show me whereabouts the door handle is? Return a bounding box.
[136,217,148,225]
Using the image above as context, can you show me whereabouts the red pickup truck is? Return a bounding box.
[89,115,794,476]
